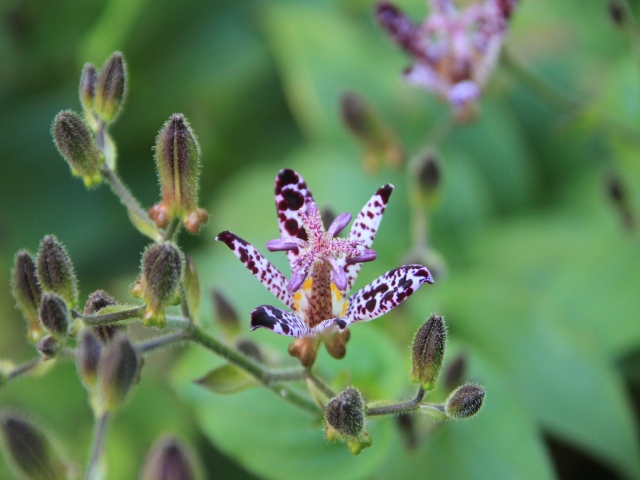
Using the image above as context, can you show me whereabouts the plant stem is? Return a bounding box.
[6,357,41,381]
[74,306,145,326]
[136,331,189,354]
[85,412,109,480]
[304,370,336,398]
[163,218,181,242]
[188,326,321,415]
[367,387,425,417]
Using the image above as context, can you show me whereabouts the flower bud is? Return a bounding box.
[37,335,61,358]
[141,436,198,480]
[79,63,97,113]
[132,242,183,328]
[340,91,402,172]
[97,334,139,412]
[323,329,350,360]
[413,150,441,203]
[288,337,319,368]
[608,0,627,27]
[76,329,102,392]
[235,339,264,363]
[37,235,78,307]
[445,383,485,419]
[84,290,121,343]
[11,250,44,343]
[52,110,102,187]
[211,289,240,338]
[324,387,366,439]
[0,410,70,480]
[94,51,126,122]
[148,114,209,234]
[411,314,447,390]
[38,294,69,338]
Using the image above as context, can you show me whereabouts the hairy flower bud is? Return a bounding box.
[11,250,44,343]
[37,335,61,358]
[37,235,78,307]
[445,383,485,419]
[340,91,402,171]
[77,329,102,390]
[148,114,209,234]
[141,436,198,480]
[38,294,69,338]
[79,63,97,113]
[84,290,121,343]
[132,242,183,328]
[325,387,366,439]
[0,410,70,480]
[97,334,139,412]
[52,110,103,187]
[94,51,126,122]
[411,314,447,390]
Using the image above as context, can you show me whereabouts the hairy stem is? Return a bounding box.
[367,387,426,417]
[74,306,145,326]
[136,331,189,354]
[85,412,109,480]
[163,218,181,242]
[304,369,336,398]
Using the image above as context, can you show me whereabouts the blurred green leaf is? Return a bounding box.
[194,363,258,395]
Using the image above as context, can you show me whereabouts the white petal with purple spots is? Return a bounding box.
[250,305,311,338]
[344,265,434,323]
[216,231,294,309]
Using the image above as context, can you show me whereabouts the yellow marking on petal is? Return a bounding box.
[330,283,342,301]
[341,301,348,318]
[302,278,313,290]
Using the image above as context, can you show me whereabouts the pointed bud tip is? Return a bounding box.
[141,436,198,480]
[98,334,139,411]
[445,384,485,419]
[52,110,102,182]
[11,249,42,328]
[37,235,78,307]
[80,63,97,111]
[95,51,127,122]
[38,294,69,338]
[141,242,184,314]
[411,314,447,389]
[77,329,102,389]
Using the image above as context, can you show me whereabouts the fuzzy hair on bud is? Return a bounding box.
[0,409,70,480]
[445,383,485,419]
[136,242,184,328]
[52,110,102,187]
[36,335,61,358]
[38,294,69,338]
[77,329,103,390]
[11,250,43,343]
[97,334,139,412]
[148,113,208,234]
[84,289,121,343]
[79,63,98,112]
[37,235,78,308]
[411,314,447,390]
[140,435,199,480]
[325,387,366,439]
[94,51,126,122]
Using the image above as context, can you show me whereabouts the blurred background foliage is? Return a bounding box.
[1,0,640,478]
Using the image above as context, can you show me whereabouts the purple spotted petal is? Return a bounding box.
[344,265,434,323]
[312,317,348,335]
[250,305,311,338]
[274,169,314,269]
[215,231,294,309]
[338,184,394,292]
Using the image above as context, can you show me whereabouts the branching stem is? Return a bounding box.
[367,387,426,417]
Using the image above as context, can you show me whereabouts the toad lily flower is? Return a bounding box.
[216,169,434,366]
[376,0,518,118]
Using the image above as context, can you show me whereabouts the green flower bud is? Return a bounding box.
[0,410,70,480]
[84,290,121,343]
[445,383,485,419]
[37,235,78,308]
[77,329,102,390]
[148,114,209,234]
[52,110,102,187]
[38,294,69,338]
[37,335,61,358]
[211,289,240,338]
[411,314,447,390]
[11,250,44,343]
[97,334,139,412]
[141,436,199,480]
[325,387,366,440]
[133,242,183,328]
[94,52,126,122]
[79,63,97,113]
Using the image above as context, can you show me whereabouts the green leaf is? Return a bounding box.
[194,363,258,395]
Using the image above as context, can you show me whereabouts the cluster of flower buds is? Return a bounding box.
[131,242,184,328]
[0,410,74,480]
[340,91,403,172]
[11,235,77,350]
[52,52,127,187]
[76,329,140,414]
[376,0,518,119]
[324,387,372,455]
[148,114,209,234]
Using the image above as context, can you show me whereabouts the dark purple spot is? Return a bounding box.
[216,231,237,248]
[282,189,304,210]
[365,299,376,312]
[281,324,290,334]
[239,247,249,263]
[335,319,347,329]
[298,229,308,241]
[377,184,393,204]
[366,211,374,219]
[285,219,299,235]
[275,169,299,195]
[250,307,276,330]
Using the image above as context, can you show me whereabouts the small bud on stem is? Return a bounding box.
[84,290,121,343]
[37,235,78,307]
[38,294,69,338]
[77,329,103,390]
[141,436,198,480]
[11,250,44,343]
[80,63,98,113]
[36,335,61,358]
[411,314,447,390]
[97,334,139,412]
[95,52,126,122]
[445,383,485,419]
[325,387,366,439]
